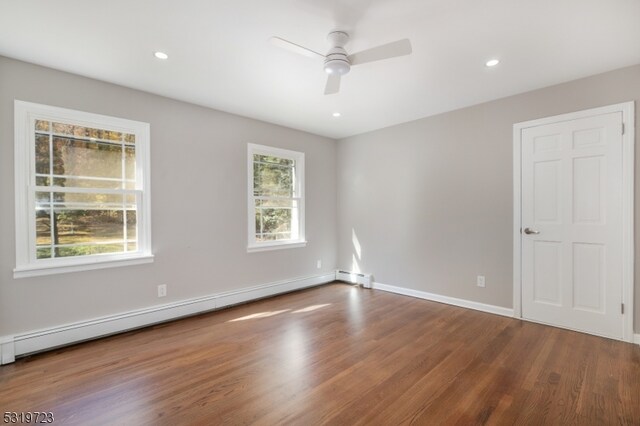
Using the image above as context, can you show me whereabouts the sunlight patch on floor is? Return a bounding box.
[228,309,291,322]
[292,304,331,313]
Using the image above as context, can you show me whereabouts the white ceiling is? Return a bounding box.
[1,0,639,139]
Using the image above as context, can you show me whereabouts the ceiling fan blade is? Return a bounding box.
[348,39,412,66]
[269,36,325,59]
[324,74,341,95]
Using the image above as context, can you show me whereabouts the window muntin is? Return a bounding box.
[14,101,152,276]
[248,144,305,251]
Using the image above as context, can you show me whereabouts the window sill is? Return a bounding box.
[13,254,154,279]
[247,241,307,253]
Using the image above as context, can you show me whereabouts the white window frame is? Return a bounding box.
[247,143,306,252]
[13,101,153,278]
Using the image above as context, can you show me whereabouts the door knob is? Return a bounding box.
[523,227,540,235]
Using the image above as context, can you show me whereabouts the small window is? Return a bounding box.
[247,143,305,252]
[14,101,153,277]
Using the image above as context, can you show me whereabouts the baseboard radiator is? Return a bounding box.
[0,273,336,365]
[335,270,372,288]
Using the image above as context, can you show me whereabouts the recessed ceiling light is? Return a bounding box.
[154,51,169,60]
[332,112,341,117]
[485,59,500,67]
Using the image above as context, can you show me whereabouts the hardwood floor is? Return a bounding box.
[1,282,639,425]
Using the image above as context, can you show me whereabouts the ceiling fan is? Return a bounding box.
[270,31,412,95]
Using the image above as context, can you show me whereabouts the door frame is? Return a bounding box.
[513,101,635,342]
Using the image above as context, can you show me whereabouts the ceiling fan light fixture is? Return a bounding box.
[270,31,412,95]
[324,59,350,75]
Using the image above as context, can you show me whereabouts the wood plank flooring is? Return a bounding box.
[1,282,639,425]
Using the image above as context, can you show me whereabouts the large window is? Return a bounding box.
[247,144,305,252]
[14,101,153,277]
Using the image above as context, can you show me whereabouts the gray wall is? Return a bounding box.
[0,56,337,336]
[337,64,640,331]
[2,55,638,338]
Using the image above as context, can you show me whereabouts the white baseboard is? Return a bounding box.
[372,281,514,318]
[0,273,336,365]
[634,334,640,345]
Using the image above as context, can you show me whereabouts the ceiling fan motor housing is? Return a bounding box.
[324,31,351,75]
[324,47,351,75]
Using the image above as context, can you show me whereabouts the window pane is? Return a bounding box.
[36,191,135,209]
[253,161,294,197]
[52,122,122,141]
[125,146,135,180]
[259,208,292,234]
[35,120,50,132]
[56,244,125,258]
[53,136,123,179]
[34,209,131,259]
[52,209,125,246]
[36,176,50,186]
[253,154,293,166]
[256,232,292,242]
[255,199,295,208]
[35,134,50,175]
[126,210,137,240]
[51,177,123,190]
[36,247,52,259]
[36,209,51,245]
[35,208,138,258]
[255,209,262,234]
[124,133,135,144]
[36,191,51,204]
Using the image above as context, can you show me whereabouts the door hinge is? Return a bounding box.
[621,303,624,314]
[622,123,625,135]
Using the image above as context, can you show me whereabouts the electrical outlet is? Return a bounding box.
[157,284,167,297]
[316,259,322,269]
[477,275,486,288]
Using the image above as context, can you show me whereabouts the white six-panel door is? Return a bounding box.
[520,112,624,339]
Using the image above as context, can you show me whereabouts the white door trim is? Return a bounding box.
[513,102,635,342]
